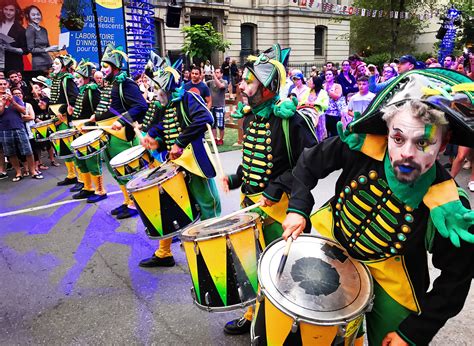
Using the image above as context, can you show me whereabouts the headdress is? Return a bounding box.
[144,51,182,92]
[75,59,96,79]
[101,44,128,69]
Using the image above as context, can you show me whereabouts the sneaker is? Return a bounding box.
[463,160,471,170]
[223,317,251,335]
[57,177,78,186]
[111,203,127,215]
[138,255,175,268]
[70,182,85,192]
[87,194,108,203]
[0,172,7,180]
[468,181,474,192]
[72,189,95,200]
[116,207,138,219]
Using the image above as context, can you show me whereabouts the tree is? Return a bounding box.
[181,23,231,61]
[350,0,438,58]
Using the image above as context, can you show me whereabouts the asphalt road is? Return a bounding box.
[0,149,472,345]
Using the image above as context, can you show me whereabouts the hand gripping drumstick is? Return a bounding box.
[205,123,225,180]
[203,201,263,228]
[276,237,294,279]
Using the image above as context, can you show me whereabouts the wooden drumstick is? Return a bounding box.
[203,202,263,228]
[206,123,225,180]
[81,125,113,130]
[276,237,293,279]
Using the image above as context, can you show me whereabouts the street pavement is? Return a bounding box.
[0,149,472,345]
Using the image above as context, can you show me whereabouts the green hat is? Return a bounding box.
[144,51,182,91]
[244,43,291,94]
[56,54,76,69]
[348,68,474,148]
[101,44,128,69]
[75,59,96,78]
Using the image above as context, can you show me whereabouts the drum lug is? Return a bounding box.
[256,291,264,302]
[367,296,374,312]
[337,325,346,337]
[204,292,211,306]
[254,227,259,240]
[159,186,164,194]
[226,236,232,249]
[190,287,196,300]
[251,336,259,346]
[291,319,299,333]
[193,241,200,255]
[173,220,180,230]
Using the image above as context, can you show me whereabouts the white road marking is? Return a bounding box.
[0,191,122,218]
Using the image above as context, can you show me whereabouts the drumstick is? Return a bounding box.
[205,123,225,179]
[276,237,293,279]
[81,125,113,130]
[203,202,262,228]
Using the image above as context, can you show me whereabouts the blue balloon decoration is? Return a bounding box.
[438,6,461,64]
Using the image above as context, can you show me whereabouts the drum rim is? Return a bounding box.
[180,213,261,242]
[257,234,374,326]
[71,130,106,149]
[192,294,256,312]
[126,164,180,193]
[31,119,55,128]
[49,129,79,140]
[110,145,150,168]
[74,145,107,160]
[56,153,76,159]
[143,216,201,240]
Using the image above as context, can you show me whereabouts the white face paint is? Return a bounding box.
[74,74,85,88]
[52,58,62,74]
[387,109,443,183]
[101,62,113,80]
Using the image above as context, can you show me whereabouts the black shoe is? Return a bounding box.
[57,177,78,186]
[72,189,95,200]
[139,255,175,268]
[70,182,85,192]
[224,317,251,335]
[116,207,138,219]
[0,172,7,180]
[87,193,108,203]
[111,203,127,215]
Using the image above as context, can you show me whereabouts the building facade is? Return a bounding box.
[150,0,351,67]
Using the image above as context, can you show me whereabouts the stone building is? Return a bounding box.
[150,0,351,68]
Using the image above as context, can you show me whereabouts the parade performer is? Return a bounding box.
[222,44,318,334]
[139,52,221,267]
[281,68,474,345]
[70,59,107,202]
[49,54,80,187]
[92,44,148,217]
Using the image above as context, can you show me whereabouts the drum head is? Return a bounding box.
[50,129,77,140]
[181,213,260,241]
[71,130,104,148]
[259,235,372,325]
[126,163,178,192]
[31,119,54,128]
[110,145,146,166]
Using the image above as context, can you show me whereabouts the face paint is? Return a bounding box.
[52,58,62,74]
[101,62,113,81]
[387,109,443,183]
[74,74,85,88]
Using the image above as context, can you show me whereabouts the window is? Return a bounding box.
[314,26,326,56]
[153,19,164,57]
[241,24,256,55]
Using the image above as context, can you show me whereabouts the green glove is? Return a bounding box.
[430,200,474,248]
[273,96,297,119]
[337,121,366,152]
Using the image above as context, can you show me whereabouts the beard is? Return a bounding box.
[241,85,269,108]
[392,159,422,183]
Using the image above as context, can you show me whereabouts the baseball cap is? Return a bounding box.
[399,55,417,65]
[32,75,52,88]
[292,72,304,80]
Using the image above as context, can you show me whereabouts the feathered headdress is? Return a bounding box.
[144,51,182,92]
[75,59,96,78]
[101,44,128,69]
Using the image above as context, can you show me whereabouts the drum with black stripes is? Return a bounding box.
[251,235,373,346]
[49,129,79,159]
[109,145,156,181]
[71,129,108,160]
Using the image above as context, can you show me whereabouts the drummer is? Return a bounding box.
[139,52,221,268]
[70,59,107,202]
[92,44,148,219]
[281,69,474,345]
[49,54,81,188]
[222,44,318,335]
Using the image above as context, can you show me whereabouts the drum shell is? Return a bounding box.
[71,130,109,160]
[181,213,262,312]
[31,120,57,142]
[127,167,199,240]
[49,129,79,159]
[110,146,156,181]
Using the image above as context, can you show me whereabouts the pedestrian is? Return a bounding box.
[206,67,228,145]
[336,59,358,97]
[184,67,211,109]
[347,75,375,120]
[323,68,344,137]
[230,59,238,98]
[0,0,26,72]
[203,60,214,81]
[221,56,231,85]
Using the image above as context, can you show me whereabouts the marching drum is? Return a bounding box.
[31,119,57,142]
[49,129,79,159]
[110,145,155,181]
[71,130,108,160]
[251,235,373,346]
[181,213,262,312]
[126,163,199,239]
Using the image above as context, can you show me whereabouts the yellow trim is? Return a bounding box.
[375,215,395,233]
[423,179,459,209]
[249,129,266,135]
[310,204,336,240]
[365,228,388,247]
[246,192,289,224]
[355,241,375,254]
[370,185,383,197]
[353,195,372,212]
[342,205,361,225]
[249,173,262,180]
[360,135,387,161]
[386,200,400,214]
[340,219,352,238]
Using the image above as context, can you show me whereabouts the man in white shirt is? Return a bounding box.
[347,75,375,118]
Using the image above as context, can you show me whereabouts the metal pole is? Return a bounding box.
[91,0,103,61]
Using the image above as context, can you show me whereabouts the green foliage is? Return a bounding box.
[181,23,231,60]
[414,51,434,62]
[364,53,391,68]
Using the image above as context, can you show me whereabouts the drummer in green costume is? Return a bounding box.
[139,52,221,268]
[70,59,107,202]
[49,54,80,188]
[90,44,148,218]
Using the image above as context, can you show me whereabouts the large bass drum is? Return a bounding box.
[251,235,373,346]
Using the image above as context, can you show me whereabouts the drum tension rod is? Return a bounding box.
[193,241,200,255]
[291,319,299,333]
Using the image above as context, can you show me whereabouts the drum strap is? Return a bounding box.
[180,100,191,127]
[88,89,94,112]
[281,118,294,167]
[62,77,71,109]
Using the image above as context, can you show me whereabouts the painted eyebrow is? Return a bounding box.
[392,126,404,133]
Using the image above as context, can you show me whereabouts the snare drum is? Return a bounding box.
[126,163,199,239]
[110,145,155,181]
[31,119,57,142]
[181,213,262,312]
[251,235,373,346]
[49,129,79,159]
[71,130,108,160]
